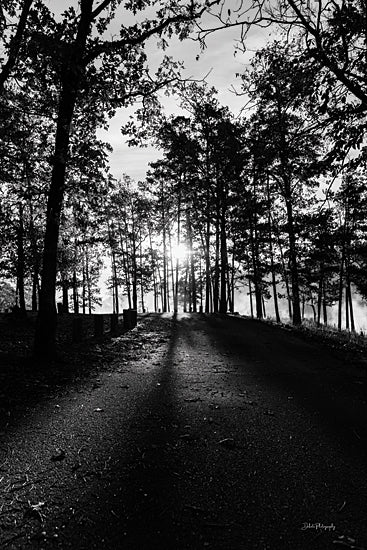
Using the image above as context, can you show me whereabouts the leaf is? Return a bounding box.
[24,501,46,522]
[218,438,236,449]
[51,448,66,462]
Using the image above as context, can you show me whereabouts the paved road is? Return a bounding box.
[1,313,366,549]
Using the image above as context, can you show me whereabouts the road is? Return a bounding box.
[1,313,366,549]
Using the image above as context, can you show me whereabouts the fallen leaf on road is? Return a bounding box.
[338,501,347,512]
[333,535,365,549]
[179,433,192,440]
[184,398,201,402]
[218,438,236,449]
[51,448,66,462]
[24,501,45,522]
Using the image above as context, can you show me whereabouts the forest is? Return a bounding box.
[1,0,367,356]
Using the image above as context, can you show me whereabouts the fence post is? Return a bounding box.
[123,309,131,329]
[131,309,137,328]
[123,309,137,329]
[110,313,118,335]
[94,315,104,338]
[72,316,83,343]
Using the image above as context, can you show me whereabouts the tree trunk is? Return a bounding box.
[267,179,280,323]
[349,284,355,332]
[338,245,345,331]
[162,189,168,312]
[187,208,197,313]
[72,270,79,314]
[285,199,301,325]
[346,274,355,332]
[112,251,119,315]
[205,196,211,313]
[219,202,228,314]
[62,278,69,313]
[213,205,220,313]
[174,182,182,313]
[183,259,189,312]
[130,213,138,311]
[16,204,26,312]
[148,224,158,312]
[82,252,86,315]
[119,220,132,309]
[275,231,292,321]
[169,233,175,311]
[31,268,39,312]
[27,169,40,313]
[34,0,93,357]
[249,215,262,319]
[317,267,323,327]
[247,260,254,318]
[199,257,203,312]
[140,236,145,312]
[262,295,266,318]
[85,248,92,314]
[248,276,254,318]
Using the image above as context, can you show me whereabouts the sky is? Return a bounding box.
[43,1,273,181]
[91,5,272,182]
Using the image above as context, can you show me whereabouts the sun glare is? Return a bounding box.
[171,243,188,262]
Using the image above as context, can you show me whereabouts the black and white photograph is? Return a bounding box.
[0,1,367,548]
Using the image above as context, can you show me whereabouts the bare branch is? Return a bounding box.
[91,0,114,21]
[0,0,34,94]
[85,0,221,63]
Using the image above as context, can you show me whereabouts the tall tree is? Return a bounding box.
[20,0,220,357]
[242,41,324,324]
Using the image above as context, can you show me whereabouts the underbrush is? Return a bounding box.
[264,315,367,358]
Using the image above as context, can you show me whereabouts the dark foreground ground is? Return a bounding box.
[0,313,367,549]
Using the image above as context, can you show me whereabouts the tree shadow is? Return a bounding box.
[0,313,127,432]
[54,313,189,549]
[203,314,367,453]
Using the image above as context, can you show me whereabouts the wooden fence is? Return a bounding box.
[54,309,138,344]
[0,308,138,344]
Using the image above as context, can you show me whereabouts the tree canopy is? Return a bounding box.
[2,0,367,358]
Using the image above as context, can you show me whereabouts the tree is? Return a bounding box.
[0,0,34,93]
[202,0,367,108]
[241,41,324,324]
[12,0,220,357]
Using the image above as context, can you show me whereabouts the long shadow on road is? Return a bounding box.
[59,314,187,550]
[2,313,367,550]
[62,313,367,550]
[203,314,367,454]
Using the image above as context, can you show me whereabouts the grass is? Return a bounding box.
[261,315,367,359]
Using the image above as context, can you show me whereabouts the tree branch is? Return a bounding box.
[85,0,221,63]
[286,0,367,107]
[91,0,114,21]
[0,0,34,94]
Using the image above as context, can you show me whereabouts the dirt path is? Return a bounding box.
[1,313,366,549]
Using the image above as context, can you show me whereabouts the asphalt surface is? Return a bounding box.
[0,313,366,549]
